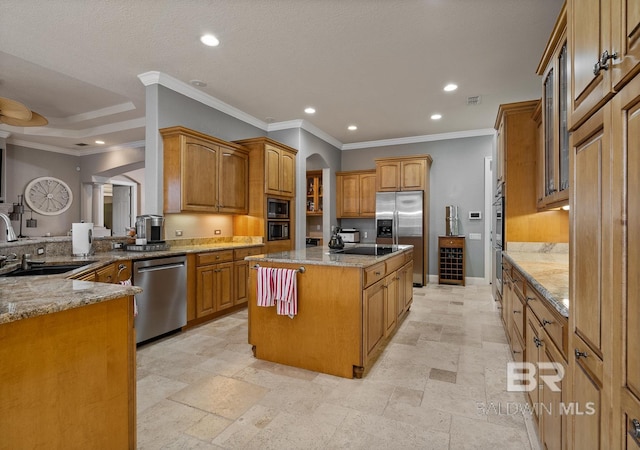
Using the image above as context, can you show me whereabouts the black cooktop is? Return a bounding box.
[339,246,396,256]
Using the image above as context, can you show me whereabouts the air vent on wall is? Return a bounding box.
[74,143,89,146]
[467,95,482,106]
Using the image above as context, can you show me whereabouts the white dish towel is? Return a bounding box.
[273,268,298,318]
[257,267,275,307]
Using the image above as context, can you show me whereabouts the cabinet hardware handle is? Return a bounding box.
[542,319,553,327]
[593,50,618,75]
[631,418,640,439]
[374,271,381,275]
[533,337,542,348]
[574,349,588,359]
[526,296,536,302]
[513,350,522,354]
[513,310,521,314]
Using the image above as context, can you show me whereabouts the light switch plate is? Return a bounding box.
[469,233,482,240]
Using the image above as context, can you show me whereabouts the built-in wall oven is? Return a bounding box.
[268,221,290,241]
[267,198,289,219]
[492,183,504,297]
[266,197,290,241]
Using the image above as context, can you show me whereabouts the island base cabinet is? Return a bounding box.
[249,264,363,378]
[0,296,136,448]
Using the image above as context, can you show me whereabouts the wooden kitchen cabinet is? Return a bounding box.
[398,259,413,318]
[306,170,323,215]
[537,5,569,209]
[613,74,640,449]
[375,155,431,192]
[336,170,376,218]
[161,126,249,214]
[69,260,132,284]
[235,137,297,198]
[233,246,264,306]
[383,272,398,337]
[194,250,234,319]
[569,103,610,449]
[0,296,136,448]
[364,278,385,362]
[495,101,569,244]
[568,0,640,130]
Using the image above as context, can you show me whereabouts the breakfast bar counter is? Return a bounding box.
[245,245,414,378]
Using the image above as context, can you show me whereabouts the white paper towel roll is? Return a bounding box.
[72,222,93,256]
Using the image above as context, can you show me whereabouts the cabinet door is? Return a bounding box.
[265,145,281,195]
[215,262,234,311]
[571,107,608,357]
[540,339,565,450]
[384,273,398,336]
[615,75,640,448]
[280,150,295,196]
[234,260,249,305]
[364,279,385,361]
[569,346,602,449]
[338,174,360,217]
[183,139,219,211]
[611,0,640,90]
[196,265,215,318]
[359,173,377,217]
[402,260,413,311]
[568,0,614,129]
[400,160,425,190]
[376,162,400,191]
[95,263,116,284]
[218,148,248,214]
[525,316,541,423]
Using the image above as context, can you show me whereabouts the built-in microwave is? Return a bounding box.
[267,221,290,241]
[267,198,289,219]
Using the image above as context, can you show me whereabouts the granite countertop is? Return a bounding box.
[245,244,413,268]
[503,244,569,318]
[0,239,264,325]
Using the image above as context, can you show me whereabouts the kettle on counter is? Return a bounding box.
[328,227,344,250]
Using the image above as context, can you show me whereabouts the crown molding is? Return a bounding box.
[7,138,146,157]
[53,101,137,125]
[138,71,268,131]
[341,128,496,150]
[268,119,342,149]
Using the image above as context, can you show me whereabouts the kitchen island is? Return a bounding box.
[246,244,414,378]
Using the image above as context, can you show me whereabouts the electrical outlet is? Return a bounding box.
[37,247,45,255]
[214,229,222,235]
[364,231,368,239]
[316,224,321,231]
[469,233,482,240]
[175,230,183,237]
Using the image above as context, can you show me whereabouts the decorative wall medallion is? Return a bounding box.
[24,176,73,215]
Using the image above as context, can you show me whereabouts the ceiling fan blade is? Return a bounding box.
[0,111,48,127]
[0,97,32,120]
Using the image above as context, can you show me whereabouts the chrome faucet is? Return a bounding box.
[0,213,18,242]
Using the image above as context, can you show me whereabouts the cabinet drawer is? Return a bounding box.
[527,287,568,359]
[385,254,404,274]
[364,262,386,287]
[510,330,525,364]
[439,237,464,248]
[512,267,526,300]
[234,246,264,260]
[403,249,414,264]
[95,264,116,283]
[573,334,603,383]
[196,250,234,266]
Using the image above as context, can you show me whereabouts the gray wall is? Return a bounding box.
[341,135,493,279]
[2,144,81,237]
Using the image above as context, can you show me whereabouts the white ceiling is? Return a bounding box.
[0,0,564,154]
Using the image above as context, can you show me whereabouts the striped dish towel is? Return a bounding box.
[273,268,298,318]
[119,278,138,317]
[257,267,275,307]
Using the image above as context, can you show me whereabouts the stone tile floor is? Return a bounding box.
[136,284,541,449]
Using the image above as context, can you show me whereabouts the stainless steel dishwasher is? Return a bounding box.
[133,254,187,344]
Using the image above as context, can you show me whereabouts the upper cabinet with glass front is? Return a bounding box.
[536,4,569,209]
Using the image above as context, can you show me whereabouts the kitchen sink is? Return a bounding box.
[1,262,97,277]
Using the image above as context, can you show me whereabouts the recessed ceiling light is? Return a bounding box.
[95,140,105,145]
[190,80,207,87]
[348,125,358,131]
[444,83,458,92]
[304,107,316,114]
[200,34,220,47]
[431,114,442,120]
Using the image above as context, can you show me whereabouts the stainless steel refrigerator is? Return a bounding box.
[375,191,425,286]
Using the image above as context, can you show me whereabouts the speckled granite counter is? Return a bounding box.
[245,244,413,268]
[503,243,569,317]
[0,237,264,325]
